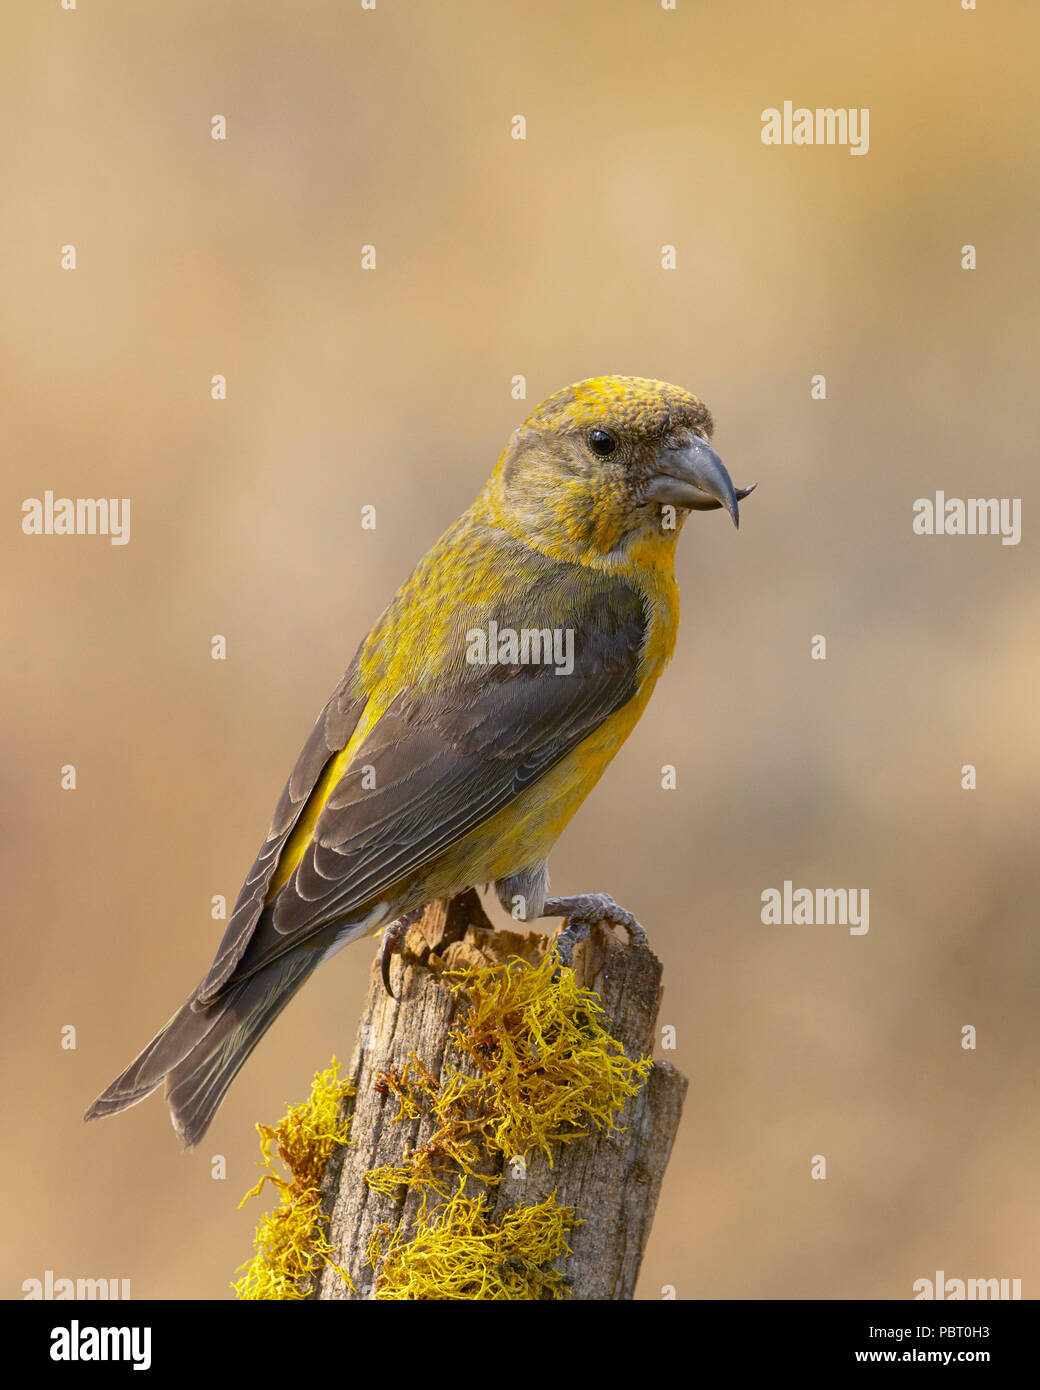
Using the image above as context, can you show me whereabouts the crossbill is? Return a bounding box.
[86,375,754,1146]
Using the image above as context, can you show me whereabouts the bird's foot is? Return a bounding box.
[540,893,648,970]
[380,908,425,998]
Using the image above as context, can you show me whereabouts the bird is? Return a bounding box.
[85,375,754,1147]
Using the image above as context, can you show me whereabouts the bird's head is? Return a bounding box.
[486,375,755,567]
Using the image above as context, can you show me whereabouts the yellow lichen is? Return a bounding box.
[232,1058,356,1300]
[235,950,653,1299]
[367,949,652,1196]
[364,950,652,1299]
[364,1149,453,1208]
[372,1053,440,1124]
[443,949,653,1163]
[367,1178,578,1300]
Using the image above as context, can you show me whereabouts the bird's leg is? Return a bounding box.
[540,893,648,969]
[380,908,426,998]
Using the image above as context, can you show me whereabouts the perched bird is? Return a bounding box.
[85,375,754,1146]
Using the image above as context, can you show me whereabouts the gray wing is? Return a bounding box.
[203,577,648,996]
[198,659,368,1001]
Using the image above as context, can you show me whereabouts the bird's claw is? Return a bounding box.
[380,910,423,998]
[541,893,648,975]
[552,917,591,974]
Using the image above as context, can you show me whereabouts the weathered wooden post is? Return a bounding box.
[308,890,687,1300]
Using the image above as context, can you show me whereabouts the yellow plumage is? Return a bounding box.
[85,374,753,1145]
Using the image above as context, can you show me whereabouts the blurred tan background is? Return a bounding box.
[3,0,1039,1300]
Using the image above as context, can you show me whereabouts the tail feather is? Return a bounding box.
[165,956,317,1146]
[84,951,318,1147]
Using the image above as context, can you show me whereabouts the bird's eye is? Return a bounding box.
[588,429,617,457]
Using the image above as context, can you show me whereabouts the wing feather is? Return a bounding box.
[202,562,648,996]
[196,660,368,1002]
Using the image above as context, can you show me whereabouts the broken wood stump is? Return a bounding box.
[312,890,687,1300]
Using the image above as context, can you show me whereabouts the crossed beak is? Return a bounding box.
[645,435,756,528]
